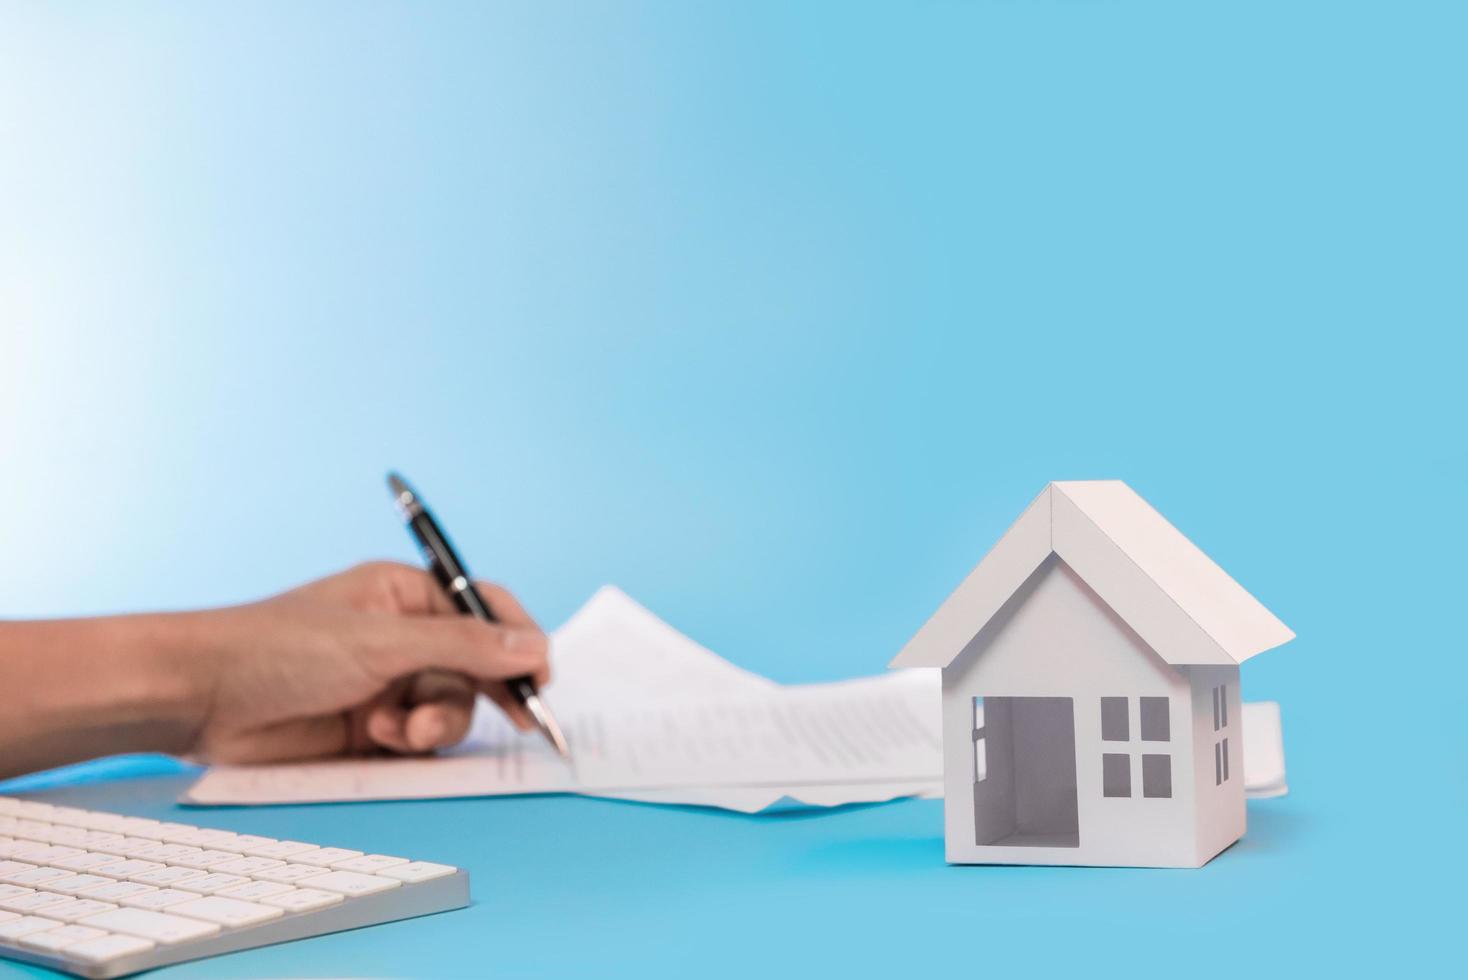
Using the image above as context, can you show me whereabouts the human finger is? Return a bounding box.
[364,703,414,754]
[365,616,549,685]
[473,581,540,629]
[404,700,475,751]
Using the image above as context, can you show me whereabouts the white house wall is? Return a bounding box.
[942,555,1200,867]
[1186,665,1246,864]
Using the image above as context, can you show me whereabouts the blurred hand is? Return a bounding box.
[186,561,549,764]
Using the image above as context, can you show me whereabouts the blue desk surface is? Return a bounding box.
[0,750,1447,979]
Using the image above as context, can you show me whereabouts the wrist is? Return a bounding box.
[0,612,217,776]
[110,612,219,755]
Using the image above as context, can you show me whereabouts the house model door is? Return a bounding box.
[972,697,1080,848]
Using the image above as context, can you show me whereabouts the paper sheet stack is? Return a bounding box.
[186,587,1288,813]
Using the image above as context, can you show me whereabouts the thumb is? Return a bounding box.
[364,615,550,685]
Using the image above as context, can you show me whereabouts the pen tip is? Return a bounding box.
[386,471,423,519]
[523,693,573,762]
[386,471,413,501]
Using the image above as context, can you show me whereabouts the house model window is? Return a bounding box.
[888,481,1295,868]
[1100,697,1171,799]
[972,698,987,782]
[1213,684,1230,785]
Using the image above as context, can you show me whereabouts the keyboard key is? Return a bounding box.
[0,861,37,878]
[19,923,108,951]
[259,887,343,913]
[0,915,63,940]
[146,822,199,838]
[10,803,54,819]
[225,834,277,849]
[47,873,117,895]
[331,854,409,874]
[0,885,34,902]
[254,863,331,884]
[119,888,199,910]
[208,856,285,875]
[171,849,244,869]
[168,895,283,928]
[41,899,120,922]
[106,824,163,841]
[81,906,221,944]
[58,813,115,832]
[50,851,127,873]
[71,814,134,834]
[173,873,251,894]
[302,871,401,897]
[79,880,158,902]
[45,807,92,823]
[130,866,207,887]
[12,820,55,841]
[23,845,87,863]
[94,837,163,857]
[161,828,240,848]
[3,866,76,887]
[292,846,362,866]
[112,819,166,838]
[95,860,165,878]
[0,910,14,922]
[241,840,321,860]
[45,825,91,843]
[215,879,294,901]
[66,931,158,962]
[379,861,457,883]
[132,843,204,863]
[0,890,71,913]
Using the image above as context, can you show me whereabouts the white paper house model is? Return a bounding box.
[891,481,1293,868]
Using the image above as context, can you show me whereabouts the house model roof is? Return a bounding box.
[890,481,1294,669]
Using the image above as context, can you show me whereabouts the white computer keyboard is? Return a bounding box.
[0,796,469,978]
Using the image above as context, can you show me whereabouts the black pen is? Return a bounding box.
[385,471,571,760]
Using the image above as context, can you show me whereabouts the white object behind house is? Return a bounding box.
[890,481,1293,867]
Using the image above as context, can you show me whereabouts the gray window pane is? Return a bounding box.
[1220,684,1228,728]
[1212,686,1220,731]
[1101,697,1128,741]
[1140,697,1170,741]
[1221,737,1230,782]
[1215,741,1222,785]
[1102,753,1131,797]
[1142,754,1172,798]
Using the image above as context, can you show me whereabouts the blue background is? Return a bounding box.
[2,1,1461,975]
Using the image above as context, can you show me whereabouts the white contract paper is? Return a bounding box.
[185,587,1286,812]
